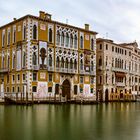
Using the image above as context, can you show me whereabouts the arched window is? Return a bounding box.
[8,32,10,45]
[2,34,5,46]
[74,35,77,49]
[70,59,73,69]
[49,28,52,43]
[70,34,73,48]
[55,84,59,94]
[57,31,60,45]
[33,52,37,65]
[23,26,26,40]
[80,36,83,49]
[74,59,77,70]
[56,57,59,68]
[91,38,94,50]
[115,58,117,68]
[33,25,37,40]
[80,59,83,70]
[66,33,69,47]
[49,55,52,67]
[61,57,64,68]
[65,58,68,69]
[13,55,16,69]
[23,52,26,67]
[61,32,64,46]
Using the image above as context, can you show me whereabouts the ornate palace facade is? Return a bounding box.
[97,38,138,101]
[0,11,97,101]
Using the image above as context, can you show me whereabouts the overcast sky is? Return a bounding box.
[0,0,140,44]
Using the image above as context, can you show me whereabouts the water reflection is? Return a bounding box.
[0,103,140,140]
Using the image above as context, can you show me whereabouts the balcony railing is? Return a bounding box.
[112,67,128,73]
[31,65,39,70]
[48,67,54,71]
[0,68,9,73]
[55,67,77,74]
[116,82,125,87]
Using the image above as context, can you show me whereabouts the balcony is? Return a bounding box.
[112,67,128,73]
[0,68,9,73]
[31,65,39,70]
[116,82,125,87]
[90,71,96,76]
[48,67,54,72]
[55,68,77,74]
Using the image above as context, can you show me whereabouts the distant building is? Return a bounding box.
[96,38,138,101]
[0,11,97,101]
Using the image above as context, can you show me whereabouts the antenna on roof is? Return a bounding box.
[106,32,108,39]
[66,19,68,24]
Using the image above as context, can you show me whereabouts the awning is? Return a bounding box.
[115,72,126,77]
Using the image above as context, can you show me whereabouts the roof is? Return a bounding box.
[0,14,98,35]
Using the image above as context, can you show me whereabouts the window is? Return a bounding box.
[49,74,52,82]
[12,54,16,69]
[23,51,26,67]
[2,33,5,47]
[49,28,52,42]
[74,85,77,95]
[55,84,59,94]
[57,31,60,45]
[91,61,94,71]
[32,86,37,92]
[23,74,26,81]
[17,87,20,92]
[66,33,69,47]
[112,46,114,52]
[129,51,131,56]
[115,47,117,53]
[125,50,127,55]
[91,38,94,50]
[99,44,102,50]
[49,55,52,67]
[80,59,83,70]
[7,56,10,69]
[74,35,77,49]
[80,77,84,84]
[91,88,93,94]
[33,25,37,40]
[74,59,77,70]
[61,32,64,46]
[99,76,102,84]
[65,58,68,69]
[106,44,108,50]
[17,74,20,81]
[48,87,52,92]
[61,57,64,68]
[23,26,26,40]
[33,73,37,81]
[56,57,59,68]
[7,32,10,45]
[70,59,73,69]
[7,87,9,92]
[12,87,15,92]
[70,34,73,48]
[80,36,83,49]
[32,52,37,65]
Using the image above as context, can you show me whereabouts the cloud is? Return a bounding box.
[0,0,140,45]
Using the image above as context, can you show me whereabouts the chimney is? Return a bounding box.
[45,13,52,20]
[39,11,46,19]
[85,24,89,30]
[13,18,17,21]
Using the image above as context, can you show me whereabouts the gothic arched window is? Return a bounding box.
[65,58,68,69]
[74,35,77,49]
[61,57,64,68]
[91,38,94,50]
[66,33,69,47]
[56,57,59,68]
[74,59,77,70]
[70,59,73,69]
[70,34,73,48]
[61,32,64,46]
[49,55,52,67]
[33,52,37,65]
[80,59,83,70]
[49,28,52,43]
[57,31,60,45]
[80,36,83,49]
[23,52,26,67]
[33,25,37,40]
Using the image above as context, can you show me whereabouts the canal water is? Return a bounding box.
[0,103,140,140]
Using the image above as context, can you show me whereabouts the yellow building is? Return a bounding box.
[0,11,97,101]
